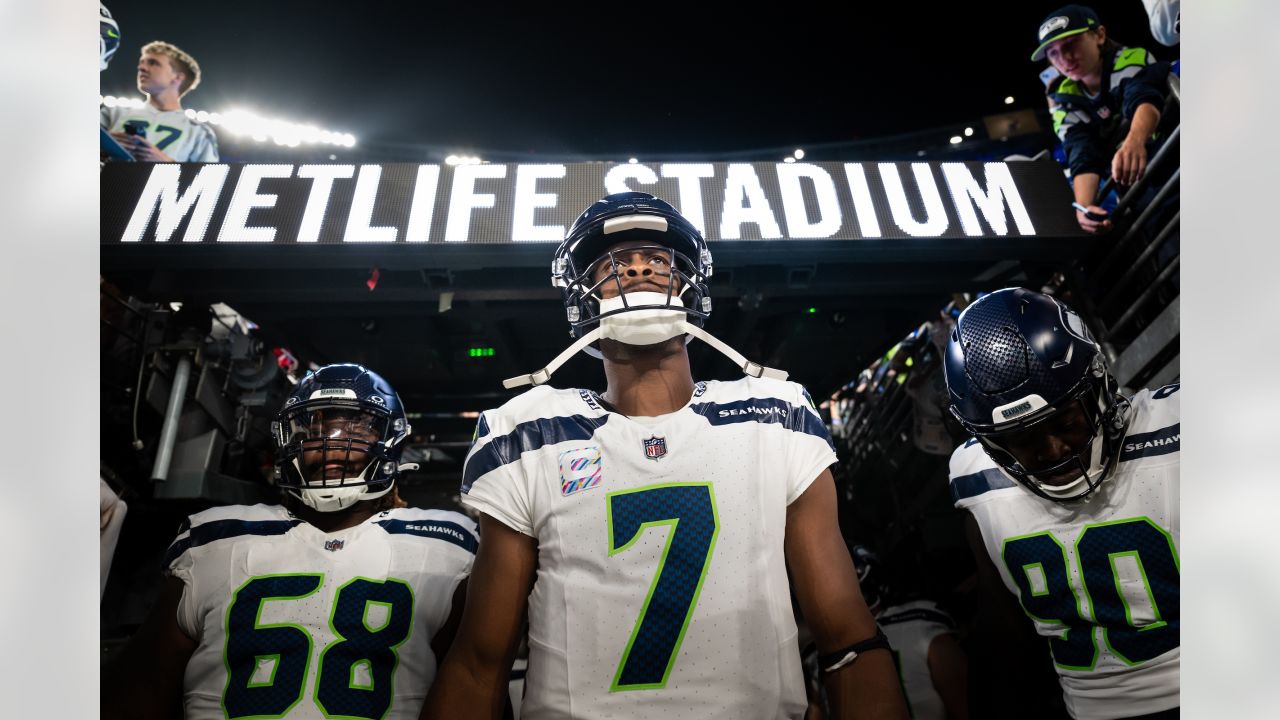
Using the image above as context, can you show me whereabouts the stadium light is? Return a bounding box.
[445,155,460,166]
[949,136,962,144]
[783,157,796,163]
[963,127,974,137]
[628,158,638,164]
[101,95,357,148]
[1004,96,1015,105]
[793,148,805,160]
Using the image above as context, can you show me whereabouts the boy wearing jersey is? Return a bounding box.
[103,364,476,720]
[944,289,1179,719]
[101,40,219,162]
[424,192,907,720]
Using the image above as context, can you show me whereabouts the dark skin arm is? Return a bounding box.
[926,632,969,720]
[962,512,1064,716]
[430,581,468,663]
[421,515,537,720]
[101,576,197,720]
[786,470,909,720]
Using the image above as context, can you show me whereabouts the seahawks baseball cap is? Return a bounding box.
[1031,5,1101,61]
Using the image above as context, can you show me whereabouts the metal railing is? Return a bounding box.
[1075,72,1181,391]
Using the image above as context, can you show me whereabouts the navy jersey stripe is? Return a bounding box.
[163,518,300,567]
[375,519,479,554]
[950,468,1016,503]
[462,414,610,493]
[1119,423,1180,462]
[689,398,835,451]
[475,413,491,440]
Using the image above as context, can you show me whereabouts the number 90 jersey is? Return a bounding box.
[462,378,838,720]
[164,504,478,720]
[950,384,1181,720]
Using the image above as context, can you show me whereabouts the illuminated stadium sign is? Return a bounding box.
[101,160,1081,244]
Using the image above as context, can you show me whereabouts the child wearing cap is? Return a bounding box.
[1033,5,1170,234]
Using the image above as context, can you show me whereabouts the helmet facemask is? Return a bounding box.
[505,192,786,389]
[566,244,712,355]
[965,364,1127,502]
[272,404,405,512]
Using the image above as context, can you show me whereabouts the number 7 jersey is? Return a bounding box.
[950,384,1180,720]
[164,504,478,720]
[461,378,838,720]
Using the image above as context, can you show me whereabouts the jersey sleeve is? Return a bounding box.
[783,382,839,505]
[190,125,220,162]
[163,515,202,639]
[1112,46,1168,122]
[459,408,537,536]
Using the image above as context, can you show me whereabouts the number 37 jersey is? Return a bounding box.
[164,504,478,720]
[462,378,838,720]
[950,384,1180,720]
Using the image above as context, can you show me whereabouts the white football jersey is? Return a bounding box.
[101,103,220,162]
[165,504,477,720]
[462,377,838,720]
[878,600,956,720]
[950,384,1180,720]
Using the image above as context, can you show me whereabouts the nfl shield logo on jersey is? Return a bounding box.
[643,435,667,460]
[324,539,345,552]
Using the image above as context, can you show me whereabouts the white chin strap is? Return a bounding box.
[503,291,786,389]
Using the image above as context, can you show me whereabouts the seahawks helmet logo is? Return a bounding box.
[1039,16,1069,40]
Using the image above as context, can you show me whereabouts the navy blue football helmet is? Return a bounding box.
[944,288,1127,502]
[271,364,412,512]
[100,4,120,72]
[552,191,713,352]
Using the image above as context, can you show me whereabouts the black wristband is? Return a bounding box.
[818,628,892,674]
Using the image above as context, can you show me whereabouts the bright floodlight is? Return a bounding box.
[949,136,962,144]
[445,155,460,166]
[102,96,357,148]
[963,127,974,137]
[628,158,638,164]
[783,157,796,163]
[793,149,805,160]
[1004,96,1015,104]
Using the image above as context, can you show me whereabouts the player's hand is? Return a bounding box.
[1111,138,1148,187]
[1075,204,1112,234]
[111,132,175,162]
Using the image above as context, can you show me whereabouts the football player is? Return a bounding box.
[101,40,219,162]
[944,288,1179,719]
[423,192,907,719]
[102,364,478,720]
[853,547,969,720]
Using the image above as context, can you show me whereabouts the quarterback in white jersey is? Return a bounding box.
[103,40,219,162]
[944,289,1179,720]
[424,193,908,720]
[103,364,476,720]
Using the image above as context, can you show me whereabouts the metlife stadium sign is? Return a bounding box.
[100,160,1081,245]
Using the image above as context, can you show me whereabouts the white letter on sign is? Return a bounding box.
[843,163,882,238]
[121,164,229,242]
[604,164,658,195]
[878,163,949,237]
[344,165,399,242]
[661,164,715,236]
[513,164,567,242]
[217,164,293,242]
[776,163,842,239]
[296,165,354,242]
[941,163,1036,236]
[719,164,782,240]
[445,164,508,243]
[404,165,441,243]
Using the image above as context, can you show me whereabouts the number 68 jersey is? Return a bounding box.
[164,504,478,720]
[950,384,1180,720]
[462,378,838,720]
